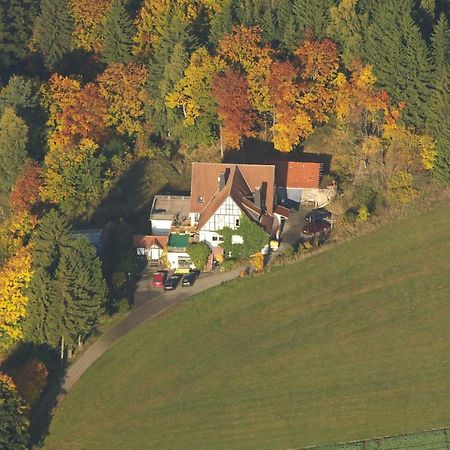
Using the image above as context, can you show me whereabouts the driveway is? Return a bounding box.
[61,267,242,393]
[269,207,311,262]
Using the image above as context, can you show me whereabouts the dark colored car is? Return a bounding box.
[164,274,182,291]
[181,271,199,287]
[152,270,167,288]
[302,220,331,236]
[305,208,332,223]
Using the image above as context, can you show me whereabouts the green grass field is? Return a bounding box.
[45,203,450,450]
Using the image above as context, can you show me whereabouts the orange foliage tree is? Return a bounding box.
[268,61,313,152]
[9,162,44,214]
[213,68,257,149]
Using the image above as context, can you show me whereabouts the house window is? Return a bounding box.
[235,218,240,227]
[197,196,204,203]
[218,236,224,242]
[212,236,218,241]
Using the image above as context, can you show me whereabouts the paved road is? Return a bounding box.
[61,268,242,393]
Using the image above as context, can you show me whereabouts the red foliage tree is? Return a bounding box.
[9,162,44,214]
[212,69,257,149]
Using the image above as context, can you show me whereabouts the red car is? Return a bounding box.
[302,220,331,236]
[152,271,167,288]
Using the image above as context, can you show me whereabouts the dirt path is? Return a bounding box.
[61,267,242,393]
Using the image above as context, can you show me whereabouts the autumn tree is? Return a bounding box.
[218,26,272,116]
[10,162,44,214]
[101,0,134,64]
[69,0,110,52]
[0,108,28,193]
[268,61,313,152]
[213,68,257,150]
[34,0,75,69]
[0,373,29,450]
[43,75,108,149]
[97,63,148,136]
[166,47,225,144]
[42,139,104,218]
[0,247,33,352]
[133,0,169,57]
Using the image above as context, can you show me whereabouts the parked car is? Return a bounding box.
[305,208,332,223]
[151,270,167,288]
[181,271,199,287]
[164,274,182,291]
[302,220,331,236]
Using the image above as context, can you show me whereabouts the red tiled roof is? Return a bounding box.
[190,162,275,214]
[195,165,274,235]
[274,161,321,189]
[132,235,168,248]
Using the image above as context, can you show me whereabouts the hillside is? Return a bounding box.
[45,203,450,450]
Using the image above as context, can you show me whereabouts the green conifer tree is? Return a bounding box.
[276,0,293,40]
[147,12,194,138]
[210,0,234,45]
[282,17,298,50]
[365,0,432,128]
[235,0,254,26]
[293,0,336,38]
[25,210,107,357]
[0,0,40,74]
[261,6,277,42]
[429,14,450,182]
[101,0,134,64]
[33,0,74,69]
[0,108,28,193]
[328,0,368,68]
[56,237,106,343]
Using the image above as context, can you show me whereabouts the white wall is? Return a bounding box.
[202,197,241,232]
[167,251,192,269]
[151,219,172,236]
[199,230,224,248]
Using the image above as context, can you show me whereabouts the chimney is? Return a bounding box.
[254,187,261,210]
[218,168,230,191]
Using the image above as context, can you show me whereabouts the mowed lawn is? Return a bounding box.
[45,203,450,450]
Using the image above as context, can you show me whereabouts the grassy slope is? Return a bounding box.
[45,203,450,450]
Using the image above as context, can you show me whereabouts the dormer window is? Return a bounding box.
[197,196,204,203]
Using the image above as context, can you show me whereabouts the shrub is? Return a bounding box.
[219,215,268,259]
[9,359,48,407]
[220,258,238,272]
[250,252,264,272]
[387,171,418,204]
[356,205,369,223]
[187,242,211,271]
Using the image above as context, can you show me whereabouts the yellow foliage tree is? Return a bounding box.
[418,134,437,170]
[69,0,111,52]
[166,47,226,126]
[97,63,149,136]
[0,247,33,350]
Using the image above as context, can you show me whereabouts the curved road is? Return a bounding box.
[62,268,242,393]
